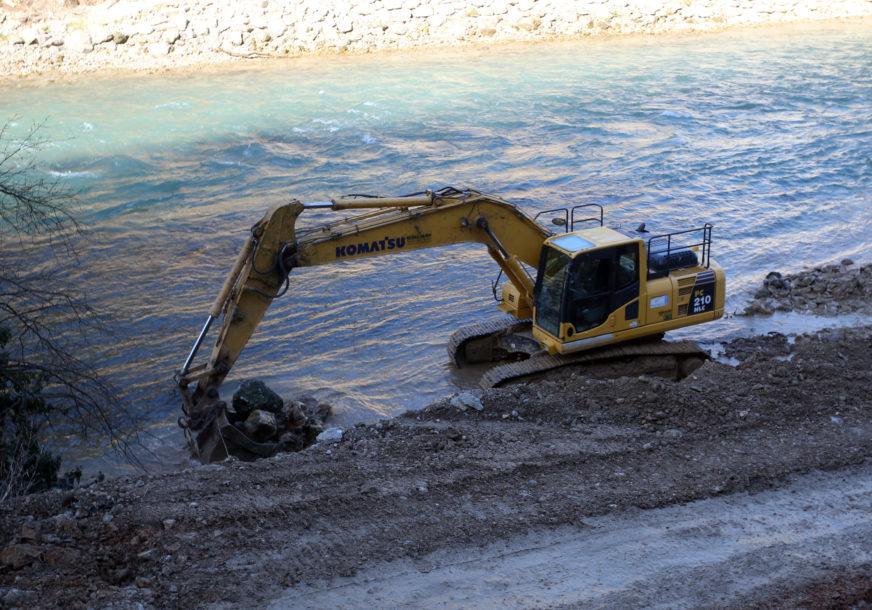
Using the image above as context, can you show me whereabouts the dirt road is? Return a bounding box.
[1,264,871,608]
[272,465,872,608]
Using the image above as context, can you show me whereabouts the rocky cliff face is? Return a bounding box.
[2,0,871,78]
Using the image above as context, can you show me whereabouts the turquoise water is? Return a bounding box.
[1,22,870,474]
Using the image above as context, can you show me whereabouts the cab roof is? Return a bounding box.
[546,226,637,255]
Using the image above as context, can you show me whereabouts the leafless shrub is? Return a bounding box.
[1,119,134,502]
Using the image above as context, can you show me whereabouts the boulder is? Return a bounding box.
[281,400,308,430]
[65,30,93,53]
[242,409,278,442]
[278,430,306,452]
[232,379,283,417]
[19,28,39,45]
[303,421,324,444]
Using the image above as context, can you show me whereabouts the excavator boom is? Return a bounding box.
[177,188,550,411]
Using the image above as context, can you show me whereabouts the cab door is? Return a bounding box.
[612,243,640,322]
[565,243,640,336]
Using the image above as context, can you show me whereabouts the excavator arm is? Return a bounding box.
[177,188,551,413]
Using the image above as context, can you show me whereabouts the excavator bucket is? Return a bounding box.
[192,404,280,463]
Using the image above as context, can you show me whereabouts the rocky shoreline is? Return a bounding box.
[1,0,871,80]
[742,259,872,316]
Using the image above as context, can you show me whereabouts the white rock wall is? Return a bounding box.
[1,0,871,78]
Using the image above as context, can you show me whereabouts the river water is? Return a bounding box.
[1,22,870,474]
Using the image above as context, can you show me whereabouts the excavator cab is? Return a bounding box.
[534,238,641,338]
[529,219,722,356]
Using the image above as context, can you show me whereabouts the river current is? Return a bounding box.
[1,22,870,474]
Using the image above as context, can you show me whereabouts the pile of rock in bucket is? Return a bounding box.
[186,379,337,462]
[229,379,332,450]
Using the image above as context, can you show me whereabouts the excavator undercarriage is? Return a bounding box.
[448,316,708,388]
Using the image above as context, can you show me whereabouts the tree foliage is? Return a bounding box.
[1,120,122,502]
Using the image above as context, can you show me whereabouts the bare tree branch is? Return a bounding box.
[1,118,137,500]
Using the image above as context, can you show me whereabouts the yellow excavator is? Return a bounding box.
[176,187,724,461]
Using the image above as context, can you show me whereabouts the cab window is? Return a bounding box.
[533,246,570,338]
[565,243,640,333]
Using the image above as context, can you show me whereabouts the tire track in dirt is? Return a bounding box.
[268,464,872,609]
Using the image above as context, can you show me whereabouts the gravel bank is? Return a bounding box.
[2,0,871,79]
[1,262,871,608]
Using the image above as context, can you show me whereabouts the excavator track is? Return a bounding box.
[480,339,708,389]
[447,316,537,366]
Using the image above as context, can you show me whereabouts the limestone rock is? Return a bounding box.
[92,28,114,44]
[20,28,39,45]
[317,427,343,443]
[65,30,93,54]
[148,42,172,56]
[450,392,484,411]
[2,0,872,79]
[191,20,211,37]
